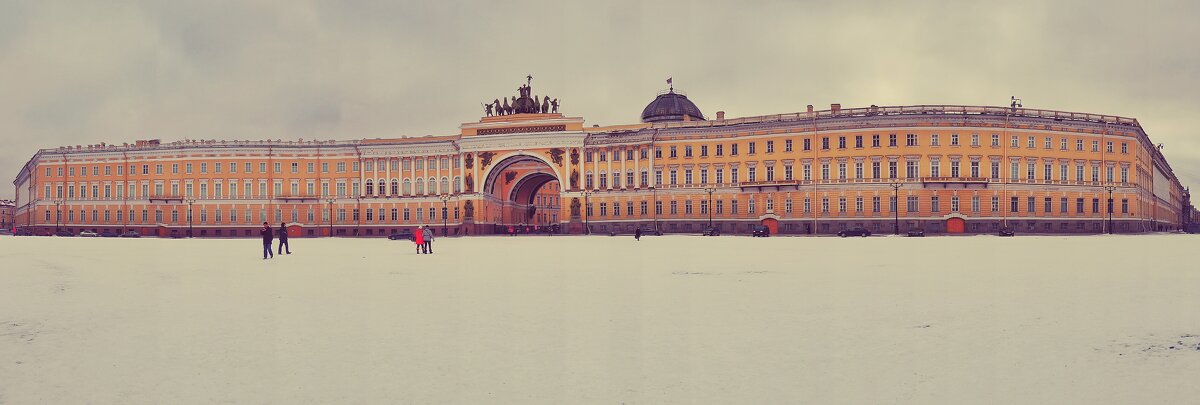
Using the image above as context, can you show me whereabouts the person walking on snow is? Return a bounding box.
[634,227,642,241]
[260,222,274,260]
[277,222,291,255]
[414,226,425,254]
[423,226,435,254]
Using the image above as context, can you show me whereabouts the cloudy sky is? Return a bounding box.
[3,0,1199,200]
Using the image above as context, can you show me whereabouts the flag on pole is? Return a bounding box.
[666,77,672,85]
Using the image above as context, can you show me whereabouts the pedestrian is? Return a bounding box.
[635,227,642,241]
[260,222,273,260]
[423,225,435,254]
[277,222,291,255]
[414,226,425,254]
[508,225,514,236]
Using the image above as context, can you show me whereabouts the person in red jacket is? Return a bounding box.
[414,226,425,254]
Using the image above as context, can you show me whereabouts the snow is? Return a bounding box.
[2,233,1200,403]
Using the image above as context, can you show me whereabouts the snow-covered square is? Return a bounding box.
[2,234,1200,404]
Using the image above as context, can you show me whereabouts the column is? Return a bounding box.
[620,147,628,189]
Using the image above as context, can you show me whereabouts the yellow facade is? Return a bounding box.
[10,100,1192,237]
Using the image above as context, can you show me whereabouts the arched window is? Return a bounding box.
[415,179,424,195]
[453,176,461,193]
[403,179,412,195]
[377,179,386,195]
[440,177,449,195]
[365,180,374,195]
[427,178,436,195]
[391,180,399,195]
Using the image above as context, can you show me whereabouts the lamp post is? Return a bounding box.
[440,194,450,237]
[650,186,658,233]
[326,198,336,237]
[53,199,64,234]
[582,190,591,235]
[185,198,196,238]
[1104,185,1116,234]
[704,187,716,229]
[889,181,902,235]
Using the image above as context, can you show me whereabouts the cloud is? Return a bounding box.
[2,0,1199,200]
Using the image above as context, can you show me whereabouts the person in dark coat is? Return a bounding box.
[423,225,434,254]
[260,222,274,259]
[635,227,642,241]
[277,222,291,255]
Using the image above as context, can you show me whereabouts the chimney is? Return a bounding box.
[831,103,841,114]
[716,111,725,120]
[807,105,814,113]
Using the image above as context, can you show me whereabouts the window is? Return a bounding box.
[1045,197,1053,213]
[785,165,793,181]
[991,134,999,147]
[1061,164,1068,181]
[1060,197,1068,213]
[838,137,846,149]
[731,143,739,156]
[1044,163,1052,181]
[931,134,939,146]
[747,142,757,155]
[888,134,897,147]
[871,162,881,179]
[1027,136,1035,148]
[669,170,677,185]
[1011,197,1020,214]
[855,135,863,148]
[854,162,862,179]
[801,164,810,181]
[991,196,999,212]
[1121,199,1129,214]
[821,197,829,213]
[765,141,773,153]
[1027,162,1036,180]
[906,161,918,178]
[889,161,898,178]
[1092,198,1100,213]
[802,139,810,151]
[731,168,739,183]
[931,159,940,178]
[1121,143,1128,154]
[950,133,959,146]
[906,133,917,147]
[683,145,692,158]
[871,134,880,148]
[907,196,918,212]
[821,137,830,150]
[970,161,979,178]
[931,195,940,213]
[821,163,829,180]
[1106,142,1113,153]
[872,196,881,213]
[1120,167,1128,183]
[1092,140,1099,152]
[971,196,980,213]
[970,134,979,146]
[669,146,677,158]
[700,145,708,157]
[784,139,792,152]
[1076,198,1085,213]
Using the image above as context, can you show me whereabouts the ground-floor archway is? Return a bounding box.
[947,217,965,233]
[481,154,562,228]
[761,218,779,235]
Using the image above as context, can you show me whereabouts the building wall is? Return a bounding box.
[11,105,1191,236]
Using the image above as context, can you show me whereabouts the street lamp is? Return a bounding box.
[440,194,450,237]
[185,198,196,238]
[326,198,336,237]
[1104,185,1116,234]
[889,181,902,235]
[704,187,716,229]
[582,190,591,235]
[53,199,64,234]
[650,186,658,233]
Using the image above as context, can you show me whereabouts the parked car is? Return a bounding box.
[99,230,118,238]
[120,230,141,238]
[637,227,663,236]
[998,227,1015,237]
[14,228,34,236]
[837,227,872,237]
[751,225,770,237]
[387,230,415,241]
[701,226,721,236]
[906,228,925,237]
[79,230,99,237]
[55,229,75,237]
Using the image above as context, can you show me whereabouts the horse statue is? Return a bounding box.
[551,98,559,113]
[493,99,503,116]
[542,96,550,113]
[502,97,512,115]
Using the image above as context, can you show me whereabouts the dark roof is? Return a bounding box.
[641,90,704,123]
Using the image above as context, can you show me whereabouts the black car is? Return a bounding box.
[751,225,770,237]
[702,226,721,236]
[998,227,1015,237]
[100,231,118,237]
[14,228,34,236]
[388,230,415,241]
[837,227,872,237]
[636,227,663,236]
[120,231,141,238]
[906,228,925,237]
[55,229,75,237]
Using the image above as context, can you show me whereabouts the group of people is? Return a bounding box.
[259,222,436,259]
[260,222,291,259]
